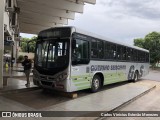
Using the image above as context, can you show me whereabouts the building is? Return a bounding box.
[0,0,96,88]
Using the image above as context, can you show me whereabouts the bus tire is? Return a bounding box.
[91,75,101,93]
[42,88,49,93]
[133,71,139,82]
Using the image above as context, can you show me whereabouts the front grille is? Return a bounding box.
[40,76,46,79]
[41,81,52,86]
[39,76,55,81]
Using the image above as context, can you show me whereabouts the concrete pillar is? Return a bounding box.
[0,0,5,88]
[12,35,17,67]
[15,40,19,64]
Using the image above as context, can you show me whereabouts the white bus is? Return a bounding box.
[32,26,150,92]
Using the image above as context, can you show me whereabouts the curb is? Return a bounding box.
[78,85,156,118]
[96,85,156,120]
[0,87,41,95]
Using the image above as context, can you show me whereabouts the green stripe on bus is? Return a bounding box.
[72,72,126,88]
[77,85,90,90]
[104,77,126,85]
[104,80,119,85]
[104,76,126,81]
[74,82,90,86]
[71,74,90,78]
[71,74,92,83]
[71,77,91,80]
[73,79,90,83]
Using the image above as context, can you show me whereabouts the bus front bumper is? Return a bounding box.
[33,78,65,91]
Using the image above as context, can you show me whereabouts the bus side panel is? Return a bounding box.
[89,61,149,86]
[126,62,150,81]
[102,61,127,85]
[90,61,127,86]
[70,65,91,92]
[69,61,149,92]
[135,63,150,78]
[143,63,150,76]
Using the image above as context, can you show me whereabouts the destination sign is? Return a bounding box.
[38,28,71,39]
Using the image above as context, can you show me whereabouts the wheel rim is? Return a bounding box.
[135,73,138,81]
[93,78,99,90]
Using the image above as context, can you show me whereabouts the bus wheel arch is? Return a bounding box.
[133,70,139,82]
[91,73,104,92]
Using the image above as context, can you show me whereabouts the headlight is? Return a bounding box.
[56,73,67,82]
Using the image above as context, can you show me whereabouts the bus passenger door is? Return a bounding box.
[70,37,90,91]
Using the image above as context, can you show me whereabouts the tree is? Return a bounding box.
[20,36,37,53]
[134,38,145,48]
[134,32,160,67]
[20,37,29,52]
[17,55,24,63]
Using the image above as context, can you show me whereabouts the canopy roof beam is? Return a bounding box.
[18,0,84,13]
[19,15,68,25]
[17,0,97,34]
[18,1,76,20]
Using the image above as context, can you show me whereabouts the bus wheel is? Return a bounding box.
[133,71,139,82]
[42,88,49,93]
[91,75,101,92]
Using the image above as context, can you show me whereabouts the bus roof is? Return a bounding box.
[72,27,149,52]
[44,26,149,52]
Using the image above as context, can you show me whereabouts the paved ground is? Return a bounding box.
[99,82,160,120]
[72,69,160,120]
[1,80,154,110]
[0,69,159,120]
[142,69,160,82]
[97,70,160,120]
[2,67,34,91]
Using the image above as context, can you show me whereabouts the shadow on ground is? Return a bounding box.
[1,80,131,109]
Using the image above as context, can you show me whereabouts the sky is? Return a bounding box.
[20,0,160,45]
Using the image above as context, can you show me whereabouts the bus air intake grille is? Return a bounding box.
[41,81,52,86]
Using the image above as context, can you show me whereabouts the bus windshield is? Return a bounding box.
[35,39,69,69]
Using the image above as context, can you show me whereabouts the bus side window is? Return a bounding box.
[98,40,104,59]
[72,38,89,65]
[72,39,81,60]
[91,39,98,58]
[126,47,131,61]
[110,43,116,60]
[104,42,113,60]
[122,46,126,61]
[146,52,149,62]
[133,50,138,62]
[116,45,122,60]
[104,42,109,59]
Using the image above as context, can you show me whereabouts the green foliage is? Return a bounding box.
[17,55,24,63]
[20,36,37,53]
[134,32,160,67]
[134,38,144,48]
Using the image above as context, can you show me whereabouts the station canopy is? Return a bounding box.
[17,0,96,34]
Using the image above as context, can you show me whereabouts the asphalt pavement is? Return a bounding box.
[0,69,159,120]
[98,69,160,120]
